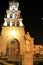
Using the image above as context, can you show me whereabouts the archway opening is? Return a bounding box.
[6,38,22,61]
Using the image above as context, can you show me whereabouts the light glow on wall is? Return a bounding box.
[3,22,7,26]
[19,21,24,26]
[9,30,18,37]
[10,22,12,26]
[7,14,10,18]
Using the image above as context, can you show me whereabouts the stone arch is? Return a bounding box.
[6,38,20,60]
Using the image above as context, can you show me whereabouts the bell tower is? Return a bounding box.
[0,0,34,65]
[1,0,25,63]
[1,0,25,55]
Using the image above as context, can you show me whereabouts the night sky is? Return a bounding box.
[0,0,43,44]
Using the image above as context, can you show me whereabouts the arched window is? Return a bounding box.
[13,7,15,10]
[10,14,17,18]
[7,22,10,26]
[12,22,15,26]
[17,22,19,26]
[12,5,18,10]
[10,14,13,18]
[14,14,17,18]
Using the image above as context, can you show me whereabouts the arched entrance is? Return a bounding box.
[6,38,21,61]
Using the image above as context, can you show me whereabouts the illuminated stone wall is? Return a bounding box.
[0,1,34,65]
[34,45,43,55]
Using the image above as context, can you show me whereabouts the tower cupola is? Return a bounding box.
[3,0,24,27]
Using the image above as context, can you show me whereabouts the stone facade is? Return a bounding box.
[0,1,34,65]
[34,45,43,56]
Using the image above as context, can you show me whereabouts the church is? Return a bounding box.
[0,0,34,65]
